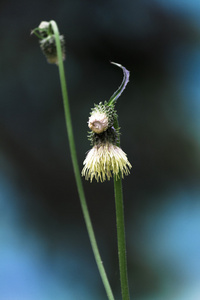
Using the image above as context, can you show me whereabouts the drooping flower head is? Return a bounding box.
[82,63,132,182]
[31,21,65,64]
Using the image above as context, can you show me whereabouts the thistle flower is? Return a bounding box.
[82,106,131,183]
[82,142,132,182]
[39,35,65,64]
[32,21,65,64]
[82,62,131,183]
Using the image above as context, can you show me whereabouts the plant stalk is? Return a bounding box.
[50,20,115,300]
[114,118,130,300]
[114,177,130,300]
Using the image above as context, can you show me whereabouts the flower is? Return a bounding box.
[32,21,65,64]
[82,143,132,182]
[40,35,65,64]
[82,63,131,183]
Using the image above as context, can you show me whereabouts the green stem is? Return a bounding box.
[114,119,130,300]
[114,178,130,300]
[49,20,115,300]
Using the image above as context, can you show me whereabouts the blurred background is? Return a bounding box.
[0,0,200,299]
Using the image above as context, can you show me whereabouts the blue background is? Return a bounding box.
[0,0,200,299]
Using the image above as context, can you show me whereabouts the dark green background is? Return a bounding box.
[0,0,200,299]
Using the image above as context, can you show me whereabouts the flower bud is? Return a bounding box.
[32,21,65,64]
[40,35,65,64]
[88,102,116,133]
[88,111,109,133]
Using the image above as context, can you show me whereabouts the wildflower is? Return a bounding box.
[82,142,132,182]
[82,110,131,182]
[39,35,65,64]
[32,21,65,64]
[82,62,131,183]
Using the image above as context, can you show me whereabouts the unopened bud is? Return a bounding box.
[32,21,65,65]
[40,35,65,64]
[88,112,109,133]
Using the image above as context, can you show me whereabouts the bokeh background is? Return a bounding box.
[1,0,200,299]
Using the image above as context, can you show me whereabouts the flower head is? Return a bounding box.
[39,35,65,64]
[82,143,132,182]
[31,21,65,64]
[82,63,131,183]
